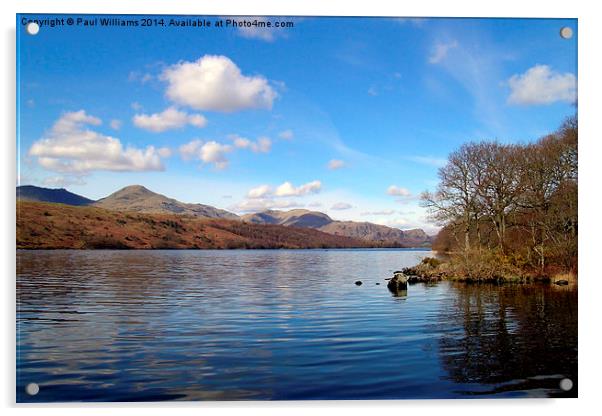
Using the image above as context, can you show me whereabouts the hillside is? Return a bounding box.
[242,209,432,247]
[17,201,375,250]
[242,209,333,228]
[93,185,239,220]
[17,185,93,206]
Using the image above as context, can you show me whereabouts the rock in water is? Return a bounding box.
[554,280,569,286]
[387,272,408,294]
[355,280,363,286]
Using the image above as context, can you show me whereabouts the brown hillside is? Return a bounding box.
[17,201,376,250]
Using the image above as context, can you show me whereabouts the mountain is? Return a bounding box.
[17,201,372,250]
[93,185,239,220]
[242,209,333,228]
[16,185,93,206]
[242,209,432,247]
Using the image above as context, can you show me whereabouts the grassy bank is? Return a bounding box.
[403,252,577,285]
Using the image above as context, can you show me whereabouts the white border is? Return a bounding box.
[2,1,601,415]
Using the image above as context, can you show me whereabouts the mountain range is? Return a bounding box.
[17,184,433,247]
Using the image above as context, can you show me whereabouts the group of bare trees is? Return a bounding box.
[422,116,577,274]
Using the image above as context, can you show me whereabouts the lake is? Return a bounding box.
[16,249,577,401]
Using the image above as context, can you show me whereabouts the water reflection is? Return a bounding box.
[17,250,577,401]
[436,283,577,397]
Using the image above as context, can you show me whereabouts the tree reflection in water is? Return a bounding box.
[437,283,577,397]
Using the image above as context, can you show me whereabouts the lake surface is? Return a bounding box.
[16,249,577,401]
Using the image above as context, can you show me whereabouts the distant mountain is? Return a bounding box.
[242,209,432,247]
[17,185,93,206]
[16,185,432,247]
[93,185,240,220]
[242,209,333,228]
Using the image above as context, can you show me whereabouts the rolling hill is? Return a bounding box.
[17,201,373,250]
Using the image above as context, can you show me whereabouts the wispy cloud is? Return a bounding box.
[327,159,346,170]
[408,155,447,168]
[428,40,458,64]
[387,185,412,197]
[235,17,288,42]
[330,202,353,210]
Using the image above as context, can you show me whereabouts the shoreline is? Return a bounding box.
[401,256,578,286]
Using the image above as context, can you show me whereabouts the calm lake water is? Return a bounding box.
[16,249,577,402]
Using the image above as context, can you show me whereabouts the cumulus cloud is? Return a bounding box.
[230,134,272,153]
[247,184,272,199]
[133,107,207,132]
[387,185,412,197]
[231,198,304,213]
[178,139,233,170]
[327,159,346,170]
[161,55,277,112]
[279,129,294,140]
[28,110,166,174]
[429,40,458,64]
[245,180,322,200]
[507,64,577,105]
[331,202,353,210]
[275,180,322,197]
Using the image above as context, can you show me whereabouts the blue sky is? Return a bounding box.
[17,15,577,233]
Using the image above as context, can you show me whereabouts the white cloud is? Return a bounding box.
[244,180,322,200]
[327,159,346,170]
[42,175,86,187]
[507,65,577,105]
[236,17,284,42]
[387,185,412,197]
[331,202,353,210]
[131,102,143,111]
[429,40,458,64]
[360,210,395,216]
[247,184,272,199]
[409,155,447,167]
[231,198,304,213]
[133,107,207,132]
[278,129,294,140]
[28,110,166,174]
[157,147,172,158]
[275,180,322,197]
[230,134,272,153]
[161,55,277,112]
[178,139,233,170]
[110,119,122,130]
